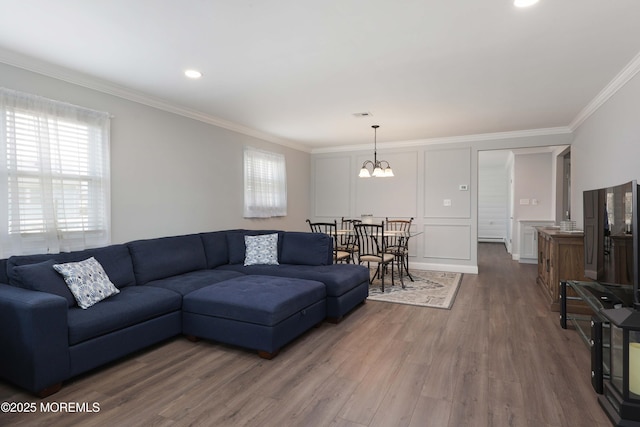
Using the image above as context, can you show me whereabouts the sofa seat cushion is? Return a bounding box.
[67,286,181,345]
[144,269,245,296]
[183,275,326,327]
[216,264,369,297]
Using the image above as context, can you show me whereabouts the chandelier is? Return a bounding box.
[358,125,394,178]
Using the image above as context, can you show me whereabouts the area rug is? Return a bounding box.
[367,270,463,309]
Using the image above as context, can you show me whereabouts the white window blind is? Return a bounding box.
[243,147,287,218]
[0,88,111,256]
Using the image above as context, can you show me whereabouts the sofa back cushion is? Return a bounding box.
[0,258,8,284]
[12,259,77,307]
[200,231,231,269]
[7,244,136,291]
[128,234,207,285]
[280,232,333,266]
[226,230,283,265]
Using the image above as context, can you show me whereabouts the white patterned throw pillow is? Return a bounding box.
[244,233,279,266]
[53,257,120,309]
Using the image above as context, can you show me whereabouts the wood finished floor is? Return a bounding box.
[0,243,611,426]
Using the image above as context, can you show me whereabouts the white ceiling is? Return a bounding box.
[1,0,639,151]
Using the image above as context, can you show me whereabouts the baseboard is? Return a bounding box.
[478,237,505,243]
[409,261,478,275]
[512,253,538,264]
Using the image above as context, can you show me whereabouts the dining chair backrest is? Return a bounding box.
[385,217,413,249]
[353,223,386,259]
[307,219,337,235]
[340,217,362,230]
[339,217,361,248]
[385,217,413,232]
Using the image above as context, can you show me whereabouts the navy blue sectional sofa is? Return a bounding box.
[0,230,369,397]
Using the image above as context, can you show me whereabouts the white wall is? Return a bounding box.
[311,133,573,274]
[0,62,311,244]
[513,153,554,221]
[510,152,555,259]
[572,71,640,228]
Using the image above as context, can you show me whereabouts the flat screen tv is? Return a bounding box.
[583,180,640,308]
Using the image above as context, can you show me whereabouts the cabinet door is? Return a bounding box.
[542,235,551,287]
[538,231,545,279]
[521,227,538,259]
[547,239,557,299]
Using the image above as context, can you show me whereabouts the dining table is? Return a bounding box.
[337,228,423,282]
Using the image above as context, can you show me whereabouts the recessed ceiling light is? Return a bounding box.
[514,0,539,7]
[184,69,202,79]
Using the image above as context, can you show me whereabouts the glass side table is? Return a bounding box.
[560,280,635,394]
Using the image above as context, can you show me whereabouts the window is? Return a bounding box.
[0,88,111,256]
[243,147,287,218]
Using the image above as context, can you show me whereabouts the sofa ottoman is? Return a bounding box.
[217,263,370,322]
[182,275,326,359]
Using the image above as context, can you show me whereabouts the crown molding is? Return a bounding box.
[570,50,640,131]
[311,126,573,154]
[0,49,311,153]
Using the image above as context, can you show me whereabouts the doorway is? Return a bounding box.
[478,146,571,257]
[478,151,511,245]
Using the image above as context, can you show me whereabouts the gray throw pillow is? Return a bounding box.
[53,257,120,309]
[244,233,279,266]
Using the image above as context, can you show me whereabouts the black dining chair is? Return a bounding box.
[385,217,414,282]
[353,223,395,292]
[337,217,361,264]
